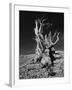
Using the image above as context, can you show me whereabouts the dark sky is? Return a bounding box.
[19,10,64,55]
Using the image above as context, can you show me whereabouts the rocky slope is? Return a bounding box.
[19,51,64,79]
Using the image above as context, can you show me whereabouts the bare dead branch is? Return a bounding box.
[52,32,57,41]
[34,20,38,36]
[52,32,60,45]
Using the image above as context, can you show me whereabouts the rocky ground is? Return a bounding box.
[19,51,64,79]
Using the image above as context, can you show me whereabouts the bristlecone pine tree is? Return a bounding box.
[34,18,60,66]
